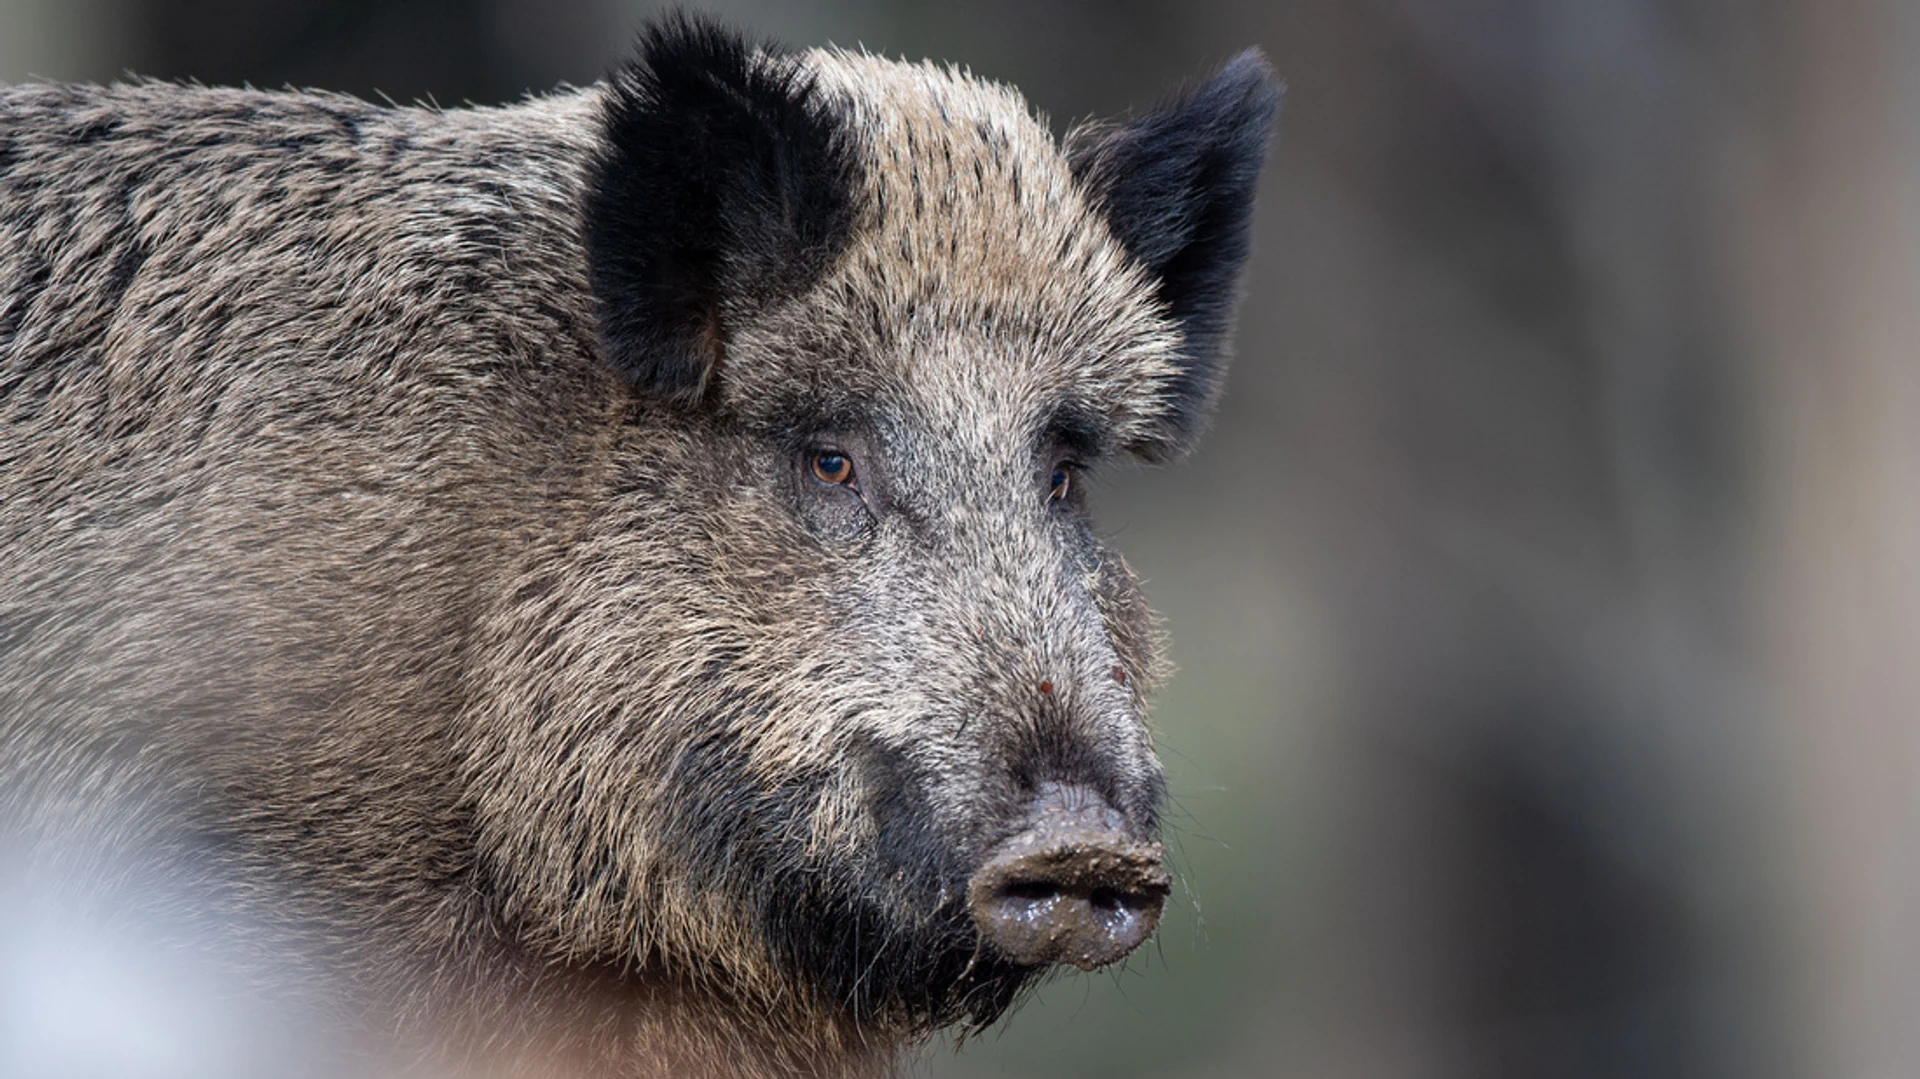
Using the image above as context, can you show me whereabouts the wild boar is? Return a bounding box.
[0,15,1278,1077]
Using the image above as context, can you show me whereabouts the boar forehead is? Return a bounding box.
[717,50,1187,451]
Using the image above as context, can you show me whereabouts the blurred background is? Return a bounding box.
[5,1,1916,1076]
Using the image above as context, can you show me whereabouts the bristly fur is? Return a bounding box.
[587,15,862,405]
[1066,50,1282,454]
[0,16,1277,1079]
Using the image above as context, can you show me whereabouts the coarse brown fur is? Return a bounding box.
[0,16,1277,1078]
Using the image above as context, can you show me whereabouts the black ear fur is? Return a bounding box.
[586,15,861,405]
[1067,51,1281,451]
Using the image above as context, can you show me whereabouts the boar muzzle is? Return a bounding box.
[966,782,1170,970]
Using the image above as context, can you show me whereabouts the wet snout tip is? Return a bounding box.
[966,785,1170,970]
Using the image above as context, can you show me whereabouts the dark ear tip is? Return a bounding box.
[1206,48,1285,126]
[1220,47,1278,84]
[587,11,860,403]
[1070,47,1284,460]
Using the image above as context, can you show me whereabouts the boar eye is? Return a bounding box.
[811,450,856,487]
[1048,464,1073,503]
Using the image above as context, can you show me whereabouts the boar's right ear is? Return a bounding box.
[585,15,860,406]
[1067,51,1280,455]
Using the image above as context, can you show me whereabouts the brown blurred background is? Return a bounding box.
[5,2,1916,1077]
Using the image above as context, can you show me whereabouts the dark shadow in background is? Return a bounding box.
[136,0,528,103]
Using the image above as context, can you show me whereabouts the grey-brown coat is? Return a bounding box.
[0,16,1277,1078]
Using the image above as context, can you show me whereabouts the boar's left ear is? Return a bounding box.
[585,15,860,406]
[1067,51,1281,454]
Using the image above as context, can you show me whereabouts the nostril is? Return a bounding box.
[1000,879,1061,903]
[969,844,1169,970]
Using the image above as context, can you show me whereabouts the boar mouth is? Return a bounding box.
[742,740,1048,1031]
[753,746,1165,1031]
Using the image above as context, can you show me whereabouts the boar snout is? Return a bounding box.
[965,782,1170,971]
